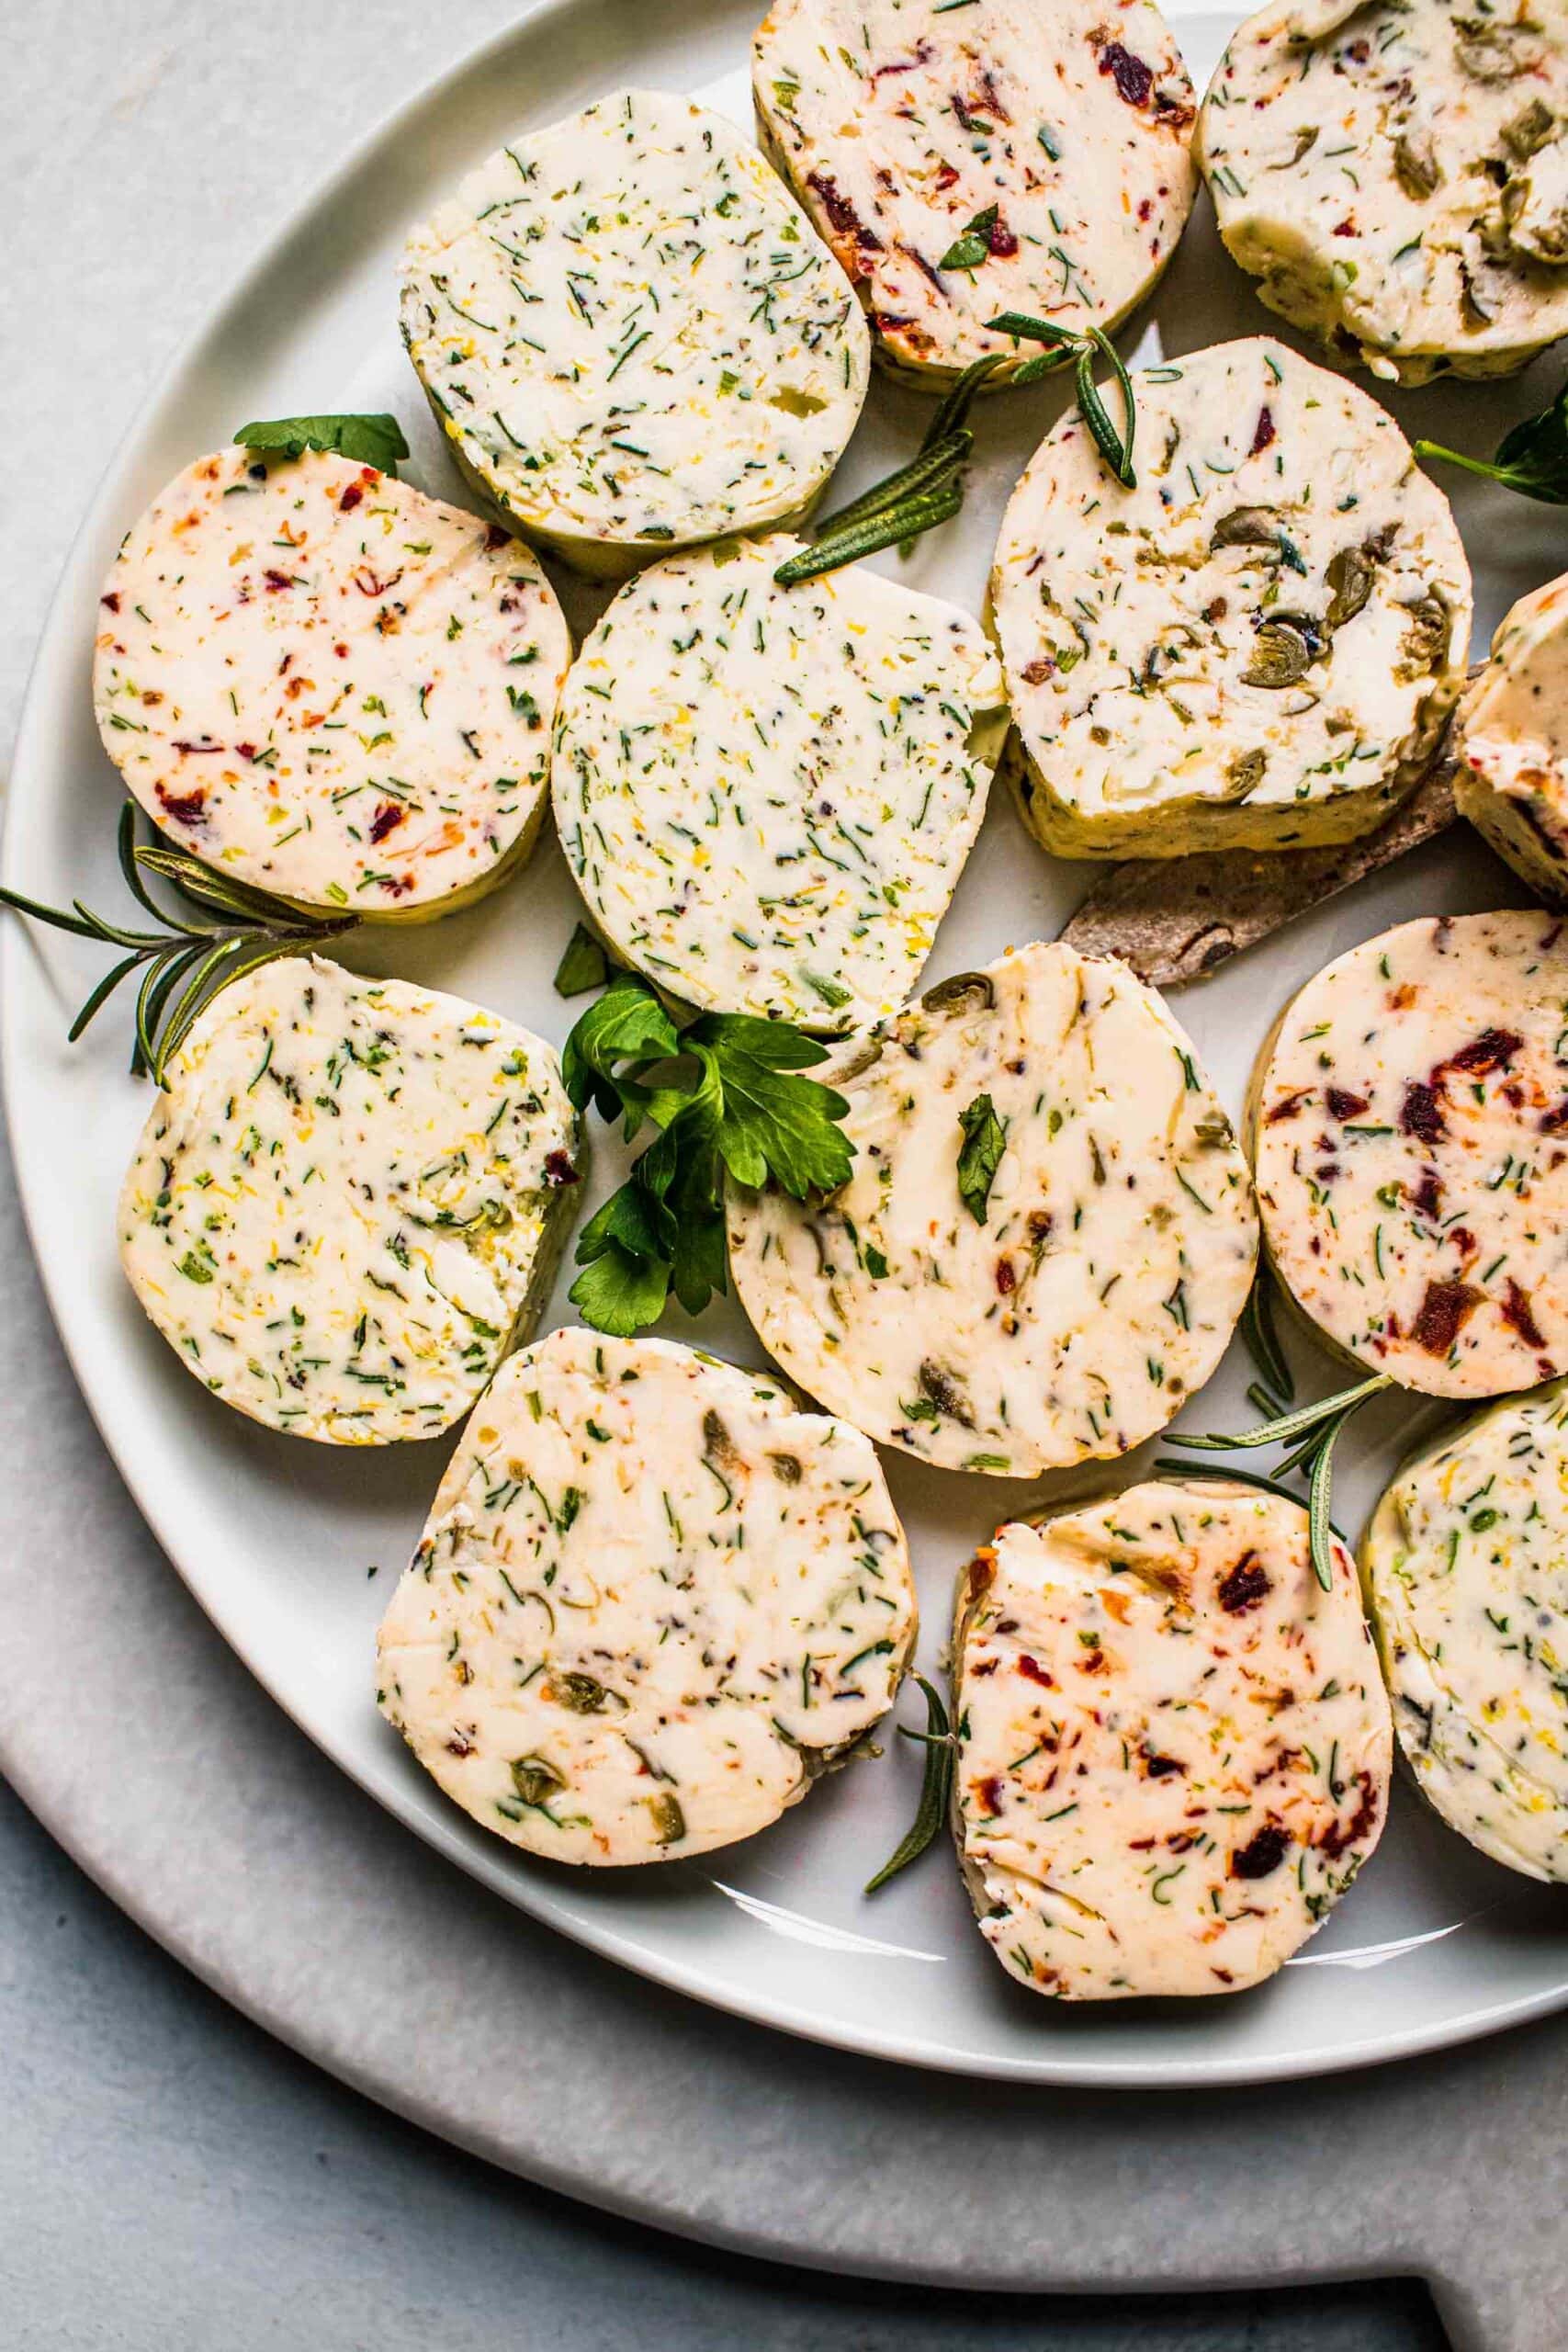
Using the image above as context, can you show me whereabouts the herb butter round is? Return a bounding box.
[1361,1382,1568,1881]
[1251,910,1568,1399]
[990,337,1472,858]
[118,955,580,1443]
[1200,0,1568,385]
[727,938,1258,1475]
[1454,571,1568,904]
[400,89,871,579]
[953,1478,1391,1998]
[552,532,1005,1028]
[753,0,1198,387]
[377,1329,917,1864]
[93,448,570,921]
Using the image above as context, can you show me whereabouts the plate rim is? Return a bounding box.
[6,0,1568,2094]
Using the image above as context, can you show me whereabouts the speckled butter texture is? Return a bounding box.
[118,955,579,1443]
[1455,571,1568,903]
[991,336,1472,858]
[551,532,1005,1027]
[753,0,1197,385]
[953,1481,1391,1999]
[1200,0,1568,384]
[728,939,1258,1475]
[377,1329,917,1863]
[94,448,569,917]
[400,88,870,573]
[1363,1381,1568,1882]
[1252,910,1568,1398]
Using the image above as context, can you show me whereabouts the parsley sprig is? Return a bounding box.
[561,968,855,1336]
[0,803,357,1086]
[1416,374,1568,505]
[1164,1372,1392,1591]
[234,413,410,475]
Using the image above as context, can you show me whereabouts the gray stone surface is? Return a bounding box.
[0,6,1555,2349]
[0,1781,1442,2352]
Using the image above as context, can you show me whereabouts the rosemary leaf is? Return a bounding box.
[0,886,106,944]
[1154,1458,1326,1514]
[774,481,964,584]
[0,801,359,1084]
[985,310,1138,486]
[805,431,971,540]
[66,951,144,1043]
[925,353,1009,444]
[1308,1409,1351,1592]
[865,1672,953,1894]
[1240,1272,1294,1403]
[1165,1372,1392,1454]
[133,941,209,1080]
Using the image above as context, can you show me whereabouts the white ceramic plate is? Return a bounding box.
[8,0,1568,2089]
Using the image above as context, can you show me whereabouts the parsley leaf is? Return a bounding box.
[939,205,999,272]
[956,1092,1007,1225]
[233,413,411,476]
[569,1239,675,1340]
[1416,376,1568,505]
[562,971,855,1335]
[561,970,681,1133]
[553,922,614,999]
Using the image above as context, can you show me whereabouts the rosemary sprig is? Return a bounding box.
[774,308,1138,586]
[0,803,358,1086]
[864,1672,954,1894]
[1154,1458,1327,1515]
[1240,1271,1294,1406]
[773,356,1005,585]
[985,311,1138,487]
[1164,1373,1393,1591]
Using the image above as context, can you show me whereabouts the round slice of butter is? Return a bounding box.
[1200,0,1568,385]
[1362,1382,1568,1881]
[377,1328,917,1864]
[118,955,580,1443]
[753,0,1197,387]
[94,447,569,919]
[727,939,1258,1475]
[1454,572,1568,904]
[990,336,1472,858]
[400,88,870,579]
[551,532,1005,1028]
[953,1477,1392,1998]
[1252,910,1568,1399]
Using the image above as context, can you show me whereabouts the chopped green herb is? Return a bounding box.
[864,1673,953,1893]
[233,412,410,475]
[955,1092,1007,1225]
[0,803,357,1087]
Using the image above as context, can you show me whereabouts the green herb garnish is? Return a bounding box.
[1415,375,1568,506]
[562,969,853,1336]
[985,310,1137,487]
[956,1092,1007,1225]
[1165,1374,1393,1590]
[0,803,357,1087]
[939,204,999,272]
[553,922,614,999]
[1239,1270,1294,1407]
[233,413,411,475]
[864,1673,953,1894]
[773,355,1005,584]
